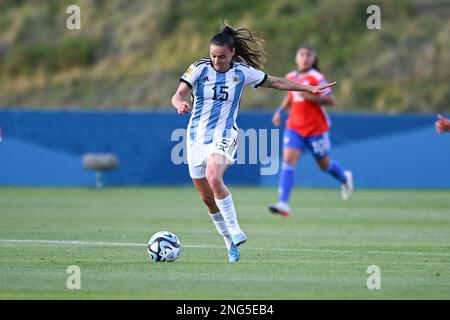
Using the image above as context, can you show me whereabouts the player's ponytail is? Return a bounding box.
[210,21,267,69]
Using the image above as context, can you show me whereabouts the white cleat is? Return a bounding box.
[268,202,291,217]
[341,170,354,200]
[231,232,247,246]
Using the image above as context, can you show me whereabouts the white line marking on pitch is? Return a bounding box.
[1,239,449,257]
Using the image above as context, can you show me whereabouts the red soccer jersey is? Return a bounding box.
[285,68,332,137]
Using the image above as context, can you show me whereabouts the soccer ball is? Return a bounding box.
[147,231,181,262]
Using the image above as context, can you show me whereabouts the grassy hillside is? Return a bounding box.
[0,0,449,112]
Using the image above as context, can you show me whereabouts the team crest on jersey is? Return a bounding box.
[232,76,239,82]
[183,65,194,78]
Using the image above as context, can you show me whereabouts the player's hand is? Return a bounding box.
[310,81,337,94]
[176,101,191,115]
[300,92,316,100]
[435,114,450,133]
[272,111,281,127]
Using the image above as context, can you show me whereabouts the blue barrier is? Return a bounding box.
[0,109,449,188]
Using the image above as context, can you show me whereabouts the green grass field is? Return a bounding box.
[0,187,449,299]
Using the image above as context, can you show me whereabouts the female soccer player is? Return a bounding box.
[171,23,336,262]
[268,44,353,218]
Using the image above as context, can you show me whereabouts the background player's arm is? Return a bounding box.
[272,94,291,127]
[435,114,450,133]
[261,75,336,94]
[301,92,336,106]
[279,94,291,110]
[171,82,192,114]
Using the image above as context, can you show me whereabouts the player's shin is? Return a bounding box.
[326,160,347,184]
[215,194,242,235]
[279,162,295,204]
[209,211,232,249]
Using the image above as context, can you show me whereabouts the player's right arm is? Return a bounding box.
[272,94,291,127]
[171,82,191,115]
[172,61,203,115]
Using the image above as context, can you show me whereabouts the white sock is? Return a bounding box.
[278,201,290,209]
[209,211,232,249]
[215,194,242,235]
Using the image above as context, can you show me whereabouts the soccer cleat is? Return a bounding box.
[341,170,354,200]
[268,202,290,217]
[228,243,240,262]
[231,232,247,246]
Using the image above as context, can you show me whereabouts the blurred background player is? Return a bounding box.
[171,24,335,262]
[435,114,450,133]
[269,44,353,217]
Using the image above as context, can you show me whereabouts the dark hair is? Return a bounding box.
[210,21,267,69]
[296,44,320,72]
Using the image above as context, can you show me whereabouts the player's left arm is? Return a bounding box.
[261,75,336,95]
[301,92,336,106]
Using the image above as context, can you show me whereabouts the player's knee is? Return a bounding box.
[317,159,329,171]
[283,154,299,166]
[283,158,296,166]
[206,174,223,193]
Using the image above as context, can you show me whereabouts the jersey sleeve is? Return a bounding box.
[180,63,201,89]
[244,66,267,88]
[315,74,333,97]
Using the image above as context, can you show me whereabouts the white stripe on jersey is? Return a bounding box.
[180,59,266,144]
[195,71,216,143]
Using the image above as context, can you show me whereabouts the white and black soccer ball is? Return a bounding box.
[147,231,181,262]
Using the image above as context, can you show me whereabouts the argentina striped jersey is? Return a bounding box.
[180,58,267,144]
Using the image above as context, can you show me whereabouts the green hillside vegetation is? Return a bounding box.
[0,0,449,112]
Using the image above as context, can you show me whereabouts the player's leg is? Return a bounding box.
[192,177,238,261]
[269,128,305,217]
[315,155,344,181]
[206,153,246,247]
[187,138,239,262]
[309,132,353,200]
[192,177,220,213]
